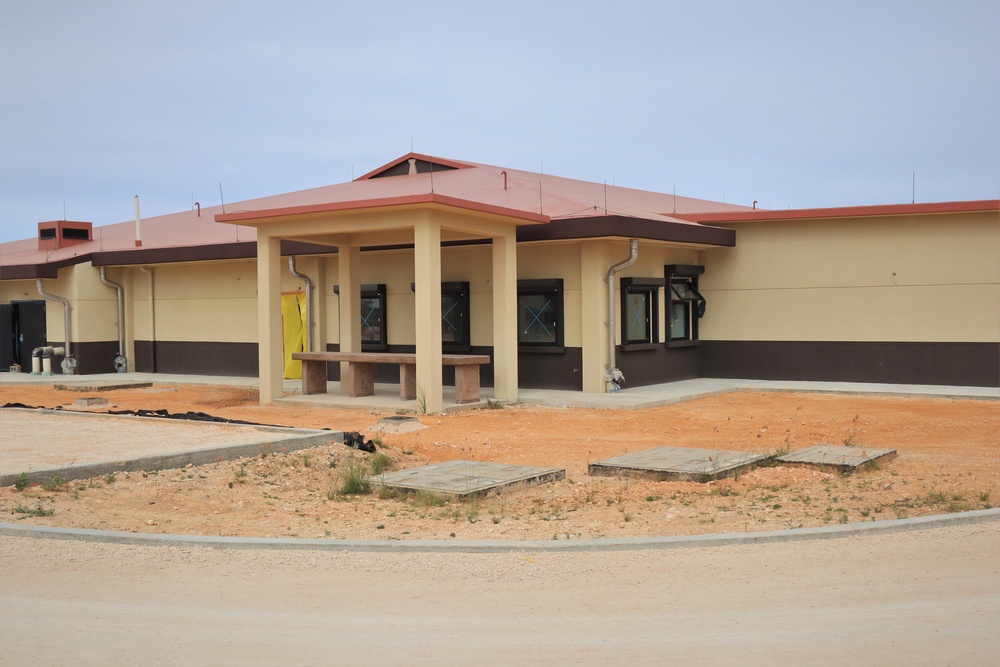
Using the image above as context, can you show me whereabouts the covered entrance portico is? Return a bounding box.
[218,197,545,412]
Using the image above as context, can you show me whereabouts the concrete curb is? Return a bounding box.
[2,507,997,554]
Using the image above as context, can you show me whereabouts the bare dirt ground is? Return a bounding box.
[1,383,997,541]
[3,523,999,665]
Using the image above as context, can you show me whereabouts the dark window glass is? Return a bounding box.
[360,284,387,348]
[625,291,651,343]
[664,265,705,344]
[517,279,563,348]
[518,293,557,344]
[620,278,661,346]
[440,283,470,348]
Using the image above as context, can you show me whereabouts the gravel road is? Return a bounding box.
[2,521,998,665]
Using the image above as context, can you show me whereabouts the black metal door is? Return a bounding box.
[0,304,12,370]
[13,300,46,367]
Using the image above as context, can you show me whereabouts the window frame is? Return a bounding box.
[411,281,472,351]
[517,278,564,353]
[619,277,664,351]
[333,283,388,351]
[665,264,705,348]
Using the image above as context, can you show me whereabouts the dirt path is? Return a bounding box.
[1,384,997,541]
[2,522,998,665]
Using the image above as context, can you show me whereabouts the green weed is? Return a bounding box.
[370,452,395,476]
[41,474,65,492]
[14,503,54,518]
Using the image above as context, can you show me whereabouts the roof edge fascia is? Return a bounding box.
[677,199,1000,224]
[0,253,92,280]
[516,216,735,247]
[214,193,550,226]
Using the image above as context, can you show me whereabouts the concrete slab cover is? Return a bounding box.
[371,460,565,498]
[589,446,771,481]
[777,445,898,473]
[0,408,339,487]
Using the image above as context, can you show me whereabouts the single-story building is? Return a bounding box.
[2,153,997,409]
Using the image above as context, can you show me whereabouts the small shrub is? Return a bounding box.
[14,503,54,518]
[335,456,371,496]
[42,474,65,492]
[14,472,29,491]
[413,489,448,507]
[369,452,394,476]
[842,415,863,447]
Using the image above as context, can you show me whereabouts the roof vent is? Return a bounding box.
[367,156,461,179]
[37,221,93,251]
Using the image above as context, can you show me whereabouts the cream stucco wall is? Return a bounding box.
[130,260,261,343]
[699,211,1000,342]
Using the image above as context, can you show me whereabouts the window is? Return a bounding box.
[360,284,387,349]
[517,279,563,350]
[620,278,663,348]
[333,283,387,350]
[665,265,705,345]
[440,282,470,349]
[411,282,471,350]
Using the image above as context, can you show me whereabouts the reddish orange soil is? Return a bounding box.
[2,384,997,541]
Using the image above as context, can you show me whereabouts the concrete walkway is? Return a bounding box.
[2,371,996,410]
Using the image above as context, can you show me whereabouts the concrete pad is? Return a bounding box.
[371,460,565,498]
[73,397,109,407]
[589,446,771,481]
[278,381,494,414]
[54,381,154,392]
[0,408,340,487]
[777,445,898,473]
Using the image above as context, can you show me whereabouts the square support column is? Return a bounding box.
[338,245,361,391]
[491,230,518,403]
[414,218,443,413]
[257,233,283,404]
[308,256,327,353]
[581,241,610,393]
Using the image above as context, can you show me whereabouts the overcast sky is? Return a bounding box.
[1,0,998,242]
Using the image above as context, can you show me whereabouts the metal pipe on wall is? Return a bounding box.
[35,279,76,374]
[605,238,638,391]
[99,266,128,372]
[288,256,314,352]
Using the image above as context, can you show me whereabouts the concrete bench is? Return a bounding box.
[291,351,491,404]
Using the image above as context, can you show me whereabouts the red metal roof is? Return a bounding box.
[1,153,749,274]
[215,153,751,226]
[4,153,994,277]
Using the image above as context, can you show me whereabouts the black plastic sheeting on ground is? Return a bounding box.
[0,403,384,450]
[342,431,377,453]
[104,408,278,427]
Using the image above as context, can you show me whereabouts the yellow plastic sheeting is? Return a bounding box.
[282,292,307,379]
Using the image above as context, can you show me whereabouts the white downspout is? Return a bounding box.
[605,239,639,391]
[288,256,313,352]
[139,266,155,372]
[35,279,76,374]
[99,267,128,372]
